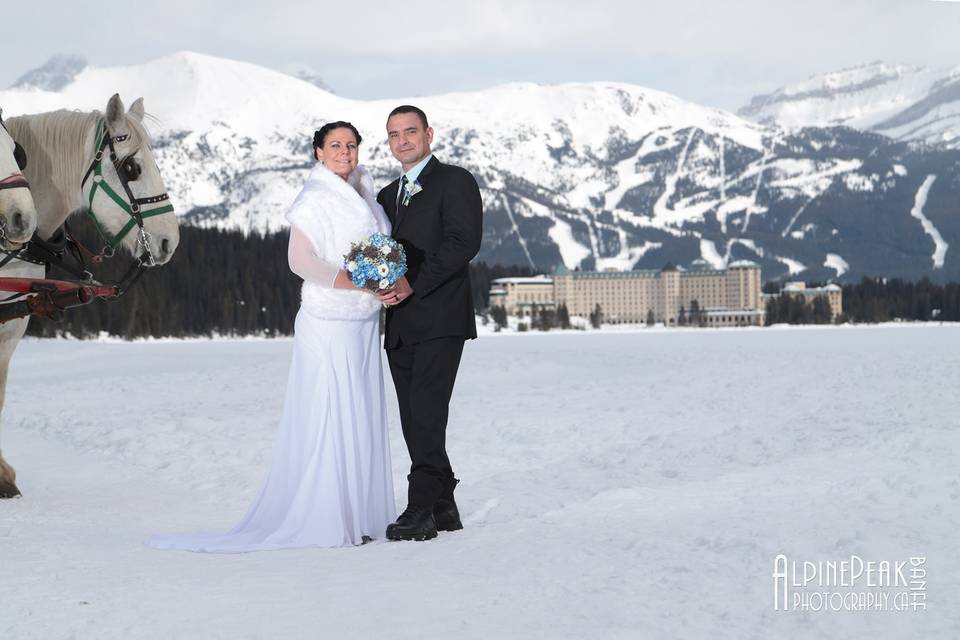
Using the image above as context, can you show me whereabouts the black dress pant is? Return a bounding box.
[386,336,465,508]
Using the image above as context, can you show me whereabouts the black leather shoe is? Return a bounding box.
[434,498,463,532]
[386,505,438,541]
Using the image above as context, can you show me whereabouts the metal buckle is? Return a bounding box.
[98,245,115,261]
[137,228,156,267]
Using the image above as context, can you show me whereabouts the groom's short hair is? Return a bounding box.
[388,105,429,129]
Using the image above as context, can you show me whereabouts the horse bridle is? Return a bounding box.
[0,117,30,254]
[0,117,29,193]
[80,118,174,267]
[0,117,170,299]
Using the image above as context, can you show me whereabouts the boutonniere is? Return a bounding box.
[401,179,423,206]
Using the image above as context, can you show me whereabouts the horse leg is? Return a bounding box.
[0,454,19,499]
[0,369,21,498]
[0,317,29,499]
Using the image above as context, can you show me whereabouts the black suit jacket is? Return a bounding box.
[377,156,483,349]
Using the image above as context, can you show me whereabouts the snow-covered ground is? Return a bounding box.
[1,327,958,639]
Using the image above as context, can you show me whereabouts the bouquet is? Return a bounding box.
[343,232,407,292]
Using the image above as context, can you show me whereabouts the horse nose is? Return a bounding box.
[153,234,178,264]
[12,210,27,235]
[2,208,33,242]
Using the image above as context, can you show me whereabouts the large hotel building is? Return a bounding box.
[489,260,767,327]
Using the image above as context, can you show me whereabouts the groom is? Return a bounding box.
[376,105,483,541]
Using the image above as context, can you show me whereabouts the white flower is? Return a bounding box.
[380,244,391,255]
[377,264,389,277]
[378,278,390,289]
[347,260,357,272]
[401,179,423,206]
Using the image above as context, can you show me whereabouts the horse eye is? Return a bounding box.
[122,158,141,181]
[14,142,26,171]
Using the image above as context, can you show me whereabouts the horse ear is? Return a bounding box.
[128,98,145,122]
[106,94,125,126]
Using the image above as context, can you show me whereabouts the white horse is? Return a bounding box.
[0,109,39,497]
[0,94,180,498]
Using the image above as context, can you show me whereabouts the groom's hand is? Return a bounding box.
[378,277,413,306]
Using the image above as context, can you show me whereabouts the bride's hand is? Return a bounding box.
[334,270,365,291]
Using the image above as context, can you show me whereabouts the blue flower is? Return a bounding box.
[343,232,407,291]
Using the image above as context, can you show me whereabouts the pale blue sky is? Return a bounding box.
[4,0,960,111]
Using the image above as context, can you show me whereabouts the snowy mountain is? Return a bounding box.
[739,61,960,148]
[10,54,88,91]
[281,62,336,93]
[2,52,959,282]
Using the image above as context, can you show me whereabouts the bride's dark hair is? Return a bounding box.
[312,121,362,159]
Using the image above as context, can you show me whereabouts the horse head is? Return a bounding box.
[82,94,179,266]
[0,108,38,250]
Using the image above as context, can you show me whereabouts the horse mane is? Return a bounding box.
[7,109,151,194]
[9,109,150,172]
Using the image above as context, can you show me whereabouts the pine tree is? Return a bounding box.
[812,296,833,324]
[490,305,508,329]
[34,224,960,337]
[557,303,571,330]
[589,304,603,329]
[689,300,704,327]
[538,307,555,331]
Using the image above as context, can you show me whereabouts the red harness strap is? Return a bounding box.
[0,277,118,297]
[0,277,119,323]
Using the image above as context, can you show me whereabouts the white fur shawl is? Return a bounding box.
[286,163,390,320]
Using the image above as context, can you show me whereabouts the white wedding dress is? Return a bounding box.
[147,163,396,552]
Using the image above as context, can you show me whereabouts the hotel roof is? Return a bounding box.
[491,276,554,285]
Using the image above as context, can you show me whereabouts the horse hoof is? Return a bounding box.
[0,480,21,499]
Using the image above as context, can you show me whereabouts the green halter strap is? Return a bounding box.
[82,118,174,260]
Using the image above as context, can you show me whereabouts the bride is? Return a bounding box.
[147,122,396,552]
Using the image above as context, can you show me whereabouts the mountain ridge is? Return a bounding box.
[2,51,958,283]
